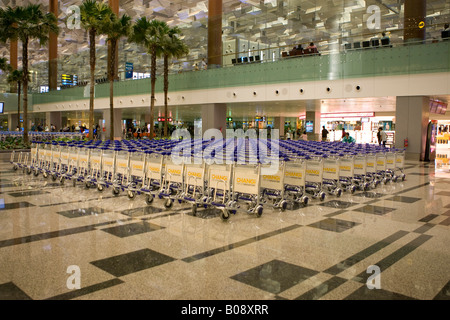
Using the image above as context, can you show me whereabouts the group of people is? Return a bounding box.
[320,126,387,146]
[30,123,57,132]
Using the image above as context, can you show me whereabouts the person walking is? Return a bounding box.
[378,127,387,147]
[321,126,329,142]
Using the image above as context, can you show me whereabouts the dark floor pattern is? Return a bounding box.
[100,221,164,238]
[231,260,318,294]
[90,248,176,277]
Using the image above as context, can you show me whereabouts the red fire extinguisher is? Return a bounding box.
[404,138,408,147]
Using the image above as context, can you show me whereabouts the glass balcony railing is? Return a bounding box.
[1,25,449,103]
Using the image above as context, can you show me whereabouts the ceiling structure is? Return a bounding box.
[0,0,449,118]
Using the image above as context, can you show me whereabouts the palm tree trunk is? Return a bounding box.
[109,39,116,141]
[22,38,29,145]
[17,81,21,129]
[150,47,157,140]
[164,54,169,138]
[89,28,96,141]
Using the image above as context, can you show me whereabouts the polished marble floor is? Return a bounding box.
[0,154,449,300]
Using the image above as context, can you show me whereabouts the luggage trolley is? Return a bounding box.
[394,149,406,181]
[322,155,343,197]
[112,149,130,196]
[26,142,40,175]
[48,143,62,181]
[41,143,54,179]
[229,164,264,219]
[206,164,234,221]
[126,150,146,199]
[97,147,115,192]
[338,153,357,194]
[58,144,75,185]
[385,151,397,182]
[11,150,29,173]
[56,144,70,185]
[159,159,184,209]
[283,159,309,206]
[352,152,370,191]
[85,147,102,189]
[305,156,326,201]
[73,146,90,187]
[141,152,164,205]
[260,162,289,211]
[35,143,48,177]
[375,151,391,184]
[183,162,207,215]
[365,152,379,188]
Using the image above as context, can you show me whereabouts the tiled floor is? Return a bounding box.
[0,155,449,300]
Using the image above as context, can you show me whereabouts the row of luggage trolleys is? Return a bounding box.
[11,142,406,221]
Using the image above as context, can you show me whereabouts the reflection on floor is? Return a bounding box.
[0,156,449,300]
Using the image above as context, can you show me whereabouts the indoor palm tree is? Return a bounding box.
[160,27,189,138]
[7,69,26,129]
[80,0,112,140]
[99,12,131,140]
[0,4,59,144]
[130,18,169,139]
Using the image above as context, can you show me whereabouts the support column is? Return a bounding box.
[109,0,119,80]
[49,0,58,91]
[404,0,426,43]
[103,108,123,140]
[273,117,285,138]
[201,104,226,135]
[46,111,62,131]
[8,114,18,131]
[208,0,223,68]
[10,40,18,93]
[395,96,429,161]
[306,111,321,141]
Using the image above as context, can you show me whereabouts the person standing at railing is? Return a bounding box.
[200,58,207,70]
[381,32,391,46]
[442,24,450,41]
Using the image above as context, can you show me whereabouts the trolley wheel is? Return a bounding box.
[319,191,326,201]
[255,205,263,218]
[59,177,65,185]
[392,176,398,183]
[112,187,120,196]
[192,204,197,216]
[26,167,32,175]
[13,165,18,171]
[145,194,154,205]
[350,185,356,194]
[85,181,91,189]
[335,188,343,198]
[97,184,104,192]
[127,190,135,199]
[280,200,288,212]
[401,174,406,181]
[220,209,230,222]
[302,196,309,206]
[52,174,57,181]
[164,199,173,209]
[33,169,39,177]
[42,172,48,179]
